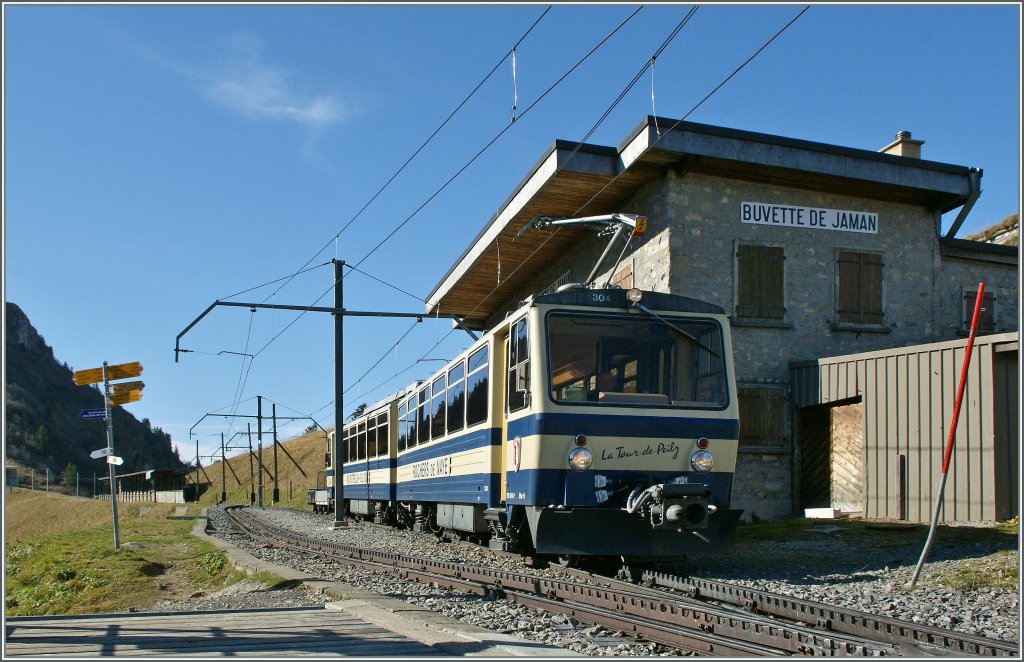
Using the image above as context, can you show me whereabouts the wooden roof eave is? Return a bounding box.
[425,141,636,323]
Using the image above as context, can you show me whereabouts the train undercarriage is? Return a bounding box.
[331,497,740,568]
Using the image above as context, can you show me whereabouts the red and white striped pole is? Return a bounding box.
[908,282,985,588]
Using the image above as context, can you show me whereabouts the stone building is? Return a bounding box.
[426,116,1019,521]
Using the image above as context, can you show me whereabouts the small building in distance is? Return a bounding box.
[97,469,190,503]
[427,116,1019,521]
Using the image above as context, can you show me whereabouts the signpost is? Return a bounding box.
[71,360,144,552]
[72,361,143,385]
[109,390,142,406]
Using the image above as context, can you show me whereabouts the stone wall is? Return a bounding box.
[936,254,1019,336]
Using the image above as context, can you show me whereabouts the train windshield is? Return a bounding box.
[546,311,728,409]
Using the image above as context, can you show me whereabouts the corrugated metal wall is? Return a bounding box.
[791,332,1019,523]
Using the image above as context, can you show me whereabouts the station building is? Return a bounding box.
[426,116,1019,521]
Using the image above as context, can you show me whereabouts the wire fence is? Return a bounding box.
[4,467,190,502]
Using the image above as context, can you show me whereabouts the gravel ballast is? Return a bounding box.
[151,506,1019,655]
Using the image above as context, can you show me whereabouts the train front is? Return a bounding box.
[504,288,742,561]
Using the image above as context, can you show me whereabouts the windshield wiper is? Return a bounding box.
[633,303,721,358]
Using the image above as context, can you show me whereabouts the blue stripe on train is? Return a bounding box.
[396,472,502,507]
[506,467,734,507]
[338,482,394,501]
[507,412,739,440]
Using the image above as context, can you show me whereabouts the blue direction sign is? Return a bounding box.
[81,409,106,420]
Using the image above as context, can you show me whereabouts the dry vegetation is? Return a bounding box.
[4,490,182,543]
[191,427,331,509]
[2,427,328,616]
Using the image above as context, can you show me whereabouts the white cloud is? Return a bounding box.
[203,32,346,128]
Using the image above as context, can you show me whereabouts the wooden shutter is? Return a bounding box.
[739,386,784,447]
[737,245,784,319]
[963,290,995,332]
[759,247,785,318]
[838,252,883,324]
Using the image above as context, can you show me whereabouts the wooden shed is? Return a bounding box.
[97,469,189,504]
[791,332,1018,523]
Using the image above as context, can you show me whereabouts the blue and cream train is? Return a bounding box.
[319,287,742,562]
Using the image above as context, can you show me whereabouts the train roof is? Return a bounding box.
[363,387,410,414]
[526,288,726,315]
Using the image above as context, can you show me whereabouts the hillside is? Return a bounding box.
[966,212,1019,246]
[192,426,331,509]
[4,302,185,483]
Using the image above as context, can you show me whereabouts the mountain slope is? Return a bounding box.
[5,302,184,478]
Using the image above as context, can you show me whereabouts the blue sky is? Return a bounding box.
[4,3,1021,463]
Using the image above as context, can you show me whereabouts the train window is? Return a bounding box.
[366,418,377,458]
[398,402,407,452]
[431,376,446,439]
[447,361,465,434]
[346,427,357,462]
[357,421,367,461]
[417,387,430,444]
[507,316,529,412]
[547,312,728,408]
[406,396,418,449]
[466,345,489,426]
[376,413,389,456]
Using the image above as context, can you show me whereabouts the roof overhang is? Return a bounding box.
[427,116,981,328]
[939,237,1019,265]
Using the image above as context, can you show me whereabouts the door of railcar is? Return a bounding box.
[498,334,510,502]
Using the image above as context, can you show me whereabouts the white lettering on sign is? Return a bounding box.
[741,202,878,234]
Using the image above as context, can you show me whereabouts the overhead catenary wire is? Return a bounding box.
[350,7,642,272]
[199,8,558,418]
[345,264,428,305]
[222,309,258,440]
[251,7,553,308]
[570,6,811,220]
[403,6,810,394]
[215,7,802,432]
[213,7,643,421]
[414,6,700,343]
[219,261,332,302]
[314,7,700,423]
[444,4,811,328]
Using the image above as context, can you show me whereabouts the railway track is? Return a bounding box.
[222,506,1018,657]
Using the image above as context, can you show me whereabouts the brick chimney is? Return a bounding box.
[880,130,924,158]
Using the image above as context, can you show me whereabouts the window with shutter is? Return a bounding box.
[736,244,785,319]
[836,251,883,325]
[962,289,995,333]
[738,386,784,448]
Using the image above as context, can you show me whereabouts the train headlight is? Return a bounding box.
[627,288,643,304]
[690,450,713,474]
[568,447,593,472]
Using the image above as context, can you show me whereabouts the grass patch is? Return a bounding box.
[935,550,1019,591]
[3,492,242,616]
